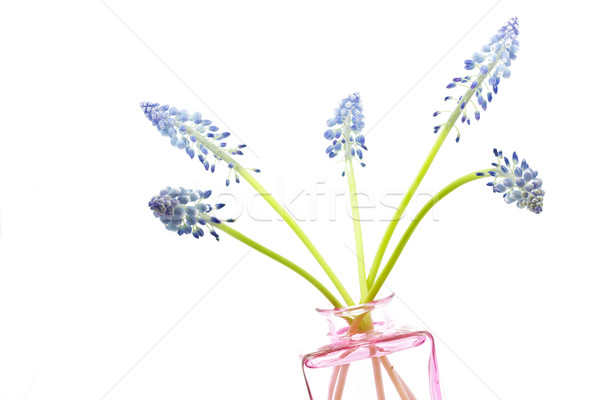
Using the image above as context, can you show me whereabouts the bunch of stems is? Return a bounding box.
[184,50,505,399]
[197,64,497,310]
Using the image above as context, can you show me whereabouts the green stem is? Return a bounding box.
[191,131,354,306]
[347,159,368,301]
[343,121,368,301]
[366,52,503,290]
[213,222,343,308]
[365,170,493,302]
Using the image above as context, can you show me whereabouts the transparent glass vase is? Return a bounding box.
[301,294,442,399]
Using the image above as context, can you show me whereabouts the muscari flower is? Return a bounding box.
[477,149,544,214]
[433,17,520,142]
[323,93,367,172]
[140,102,255,186]
[148,186,235,240]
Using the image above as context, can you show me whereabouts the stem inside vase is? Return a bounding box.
[303,294,441,399]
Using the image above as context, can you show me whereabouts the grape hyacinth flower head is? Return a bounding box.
[433,17,520,142]
[483,148,544,214]
[323,93,367,169]
[140,102,252,185]
[148,186,235,240]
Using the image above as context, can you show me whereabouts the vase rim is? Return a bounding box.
[315,293,395,317]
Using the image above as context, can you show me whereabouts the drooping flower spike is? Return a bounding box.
[433,17,520,142]
[148,186,235,240]
[323,93,367,170]
[477,148,544,214]
[140,102,257,186]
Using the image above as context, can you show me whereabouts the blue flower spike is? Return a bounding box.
[140,102,260,185]
[486,149,544,214]
[433,17,520,140]
[323,93,368,171]
[148,186,236,240]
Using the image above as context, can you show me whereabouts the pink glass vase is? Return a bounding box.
[301,295,442,399]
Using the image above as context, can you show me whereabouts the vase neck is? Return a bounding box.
[316,294,394,341]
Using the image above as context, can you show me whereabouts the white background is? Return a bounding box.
[1,1,598,399]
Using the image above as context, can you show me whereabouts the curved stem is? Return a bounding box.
[213,222,343,308]
[365,170,491,302]
[366,53,503,290]
[192,132,354,306]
